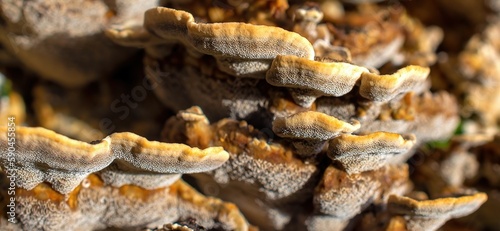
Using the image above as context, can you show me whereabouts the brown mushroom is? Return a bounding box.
[328,132,416,174]
[266,55,369,107]
[359,65,430,102]
[163,107,319,230]
[273,111,360,156]
[0,126,229,194]
[4,174,250,231]
[108,7,315,78]
[387,193,488,231]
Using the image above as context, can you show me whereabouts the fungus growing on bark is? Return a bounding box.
[163,107,318,230]
[2,175,250,231]
[108,7,315,77]
[328,132,416,174]
[273,111,360,156]
[387,193,487,231]
[266,55,369,107]
[359,66,430,102]
[0,126,229,194]
[0,1,494,230]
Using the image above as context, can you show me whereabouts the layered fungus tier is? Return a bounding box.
[0,1,498,231]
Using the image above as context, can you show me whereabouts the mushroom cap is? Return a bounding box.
[359,65,430,102]
[328,132,417,174]
[186,22,314,61]
[146,7,315,60]
[144,7,195,40]
[388,193,487,218]
[163,108,319,201]
[356,91,460,143]
[266,55,369,96]
[387,193,488,231]
[266,56,431,107]
[0,126,229,194]
[109,132,228,173]
[272,111,360,140]
[113,7,315,77]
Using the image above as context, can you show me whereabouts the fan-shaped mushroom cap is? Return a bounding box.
[105,26,164,47]
[267,55,368,96]
[0,126,229,194]
[328,132,417,174]
[266,55,370,107]
[266,56,430,107]
[108,7,315,77]
[359,65,430,102]
[273,111,360,156]
[273,111,360,140]
[388,193,488,231]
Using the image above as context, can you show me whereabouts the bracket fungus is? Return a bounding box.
[3,174,251,231]
[163,107,319,230]
[106,4,454,135]
[0,126,252,230]
[108,7,315,77]
[272,111,360,156]
[355,91,460,143]
[266,55,369,107]
[0,1,495,230]
[267,55,430,107]
[328,132,417,174]
[359,66,430,102]
[0,126,229,194]
[387,193,487,231]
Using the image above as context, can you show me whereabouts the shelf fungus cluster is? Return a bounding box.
[405,133,499,230]
[107,6,459,141]
[0,0,496,231]
[0,126,252,230]
[159,106,484,231]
